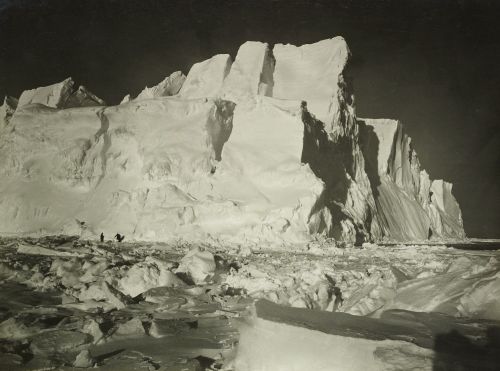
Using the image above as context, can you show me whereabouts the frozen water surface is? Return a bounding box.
[0,236,499,369]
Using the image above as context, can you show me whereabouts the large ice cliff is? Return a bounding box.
[0,38,465,243]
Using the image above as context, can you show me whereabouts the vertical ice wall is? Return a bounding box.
[271,38,381,242]
[179,54,232,99]
[221,41,275,103]
[359,118,465,240]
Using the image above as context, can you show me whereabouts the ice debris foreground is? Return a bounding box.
[1,238,498,369]
[0,38,465,243]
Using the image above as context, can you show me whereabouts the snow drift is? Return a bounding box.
[0,38,465,243]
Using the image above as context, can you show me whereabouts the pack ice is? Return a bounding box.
[0,38,465,243]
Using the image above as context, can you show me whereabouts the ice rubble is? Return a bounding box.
[175,247,216,284]
[0,238,240,369]
[0,237,499,369]
[0,37,465,243]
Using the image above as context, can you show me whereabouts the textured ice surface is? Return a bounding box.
[359,118,465,240]
[0,237,498,370]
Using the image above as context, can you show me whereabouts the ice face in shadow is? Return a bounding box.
[358,118,465,240]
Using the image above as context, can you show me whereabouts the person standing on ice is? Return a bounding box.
[100,232,104,242]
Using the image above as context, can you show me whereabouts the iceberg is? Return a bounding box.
[0,37,465,243]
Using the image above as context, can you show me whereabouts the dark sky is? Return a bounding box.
[1,0,499,238]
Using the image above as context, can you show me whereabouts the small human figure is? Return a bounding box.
[114,233,125,242]
[100,232,104,243]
